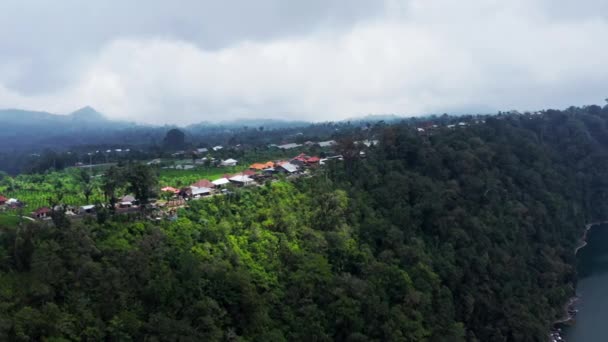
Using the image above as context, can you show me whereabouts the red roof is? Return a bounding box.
[191,179,215,188]
[0,195,7,203]
[241,170,256,176]
[34,207,51,215]
[306,156,320,163]
[292,153,309,162]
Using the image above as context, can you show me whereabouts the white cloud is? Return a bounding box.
[1,0,608,124]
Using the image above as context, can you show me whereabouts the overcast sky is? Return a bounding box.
[0,0,607,124]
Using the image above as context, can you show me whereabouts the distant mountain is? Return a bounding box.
[0,106,113,127]
[68,106,108,123]
[0,106,139,151]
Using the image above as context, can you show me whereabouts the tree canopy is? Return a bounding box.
[2,106,608,340]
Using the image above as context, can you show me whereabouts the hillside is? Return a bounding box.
[1,105,608,340]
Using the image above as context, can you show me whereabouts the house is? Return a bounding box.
[417,128,425,132]
[179,187,193,198]
[306,156,320,165]
[249,163,268,170]
[191,179,215,189]
[197,148,209,153]
[119,195,136,208]
[213,145,223,151]
[276,163,299,174]
[250,161,275,170]
[147,158,161,165]
[80,205,96,214]
[361,140,379,147]
[229,175,254,186]
[33,207,51,219]
[0,195,7,205]
[291,153,309,166]
[6,198,20,207]
[212,178,231,187]
[277,143,302,150]
[53,205,75,215]
[161,186,180,194]
[220,158,238,167]
[190,187,211,198]
[318,140,336,147]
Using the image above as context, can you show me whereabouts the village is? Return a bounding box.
[0,148,343,222]
[0,116,489,225]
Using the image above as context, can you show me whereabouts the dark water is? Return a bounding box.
[563,225,608,342]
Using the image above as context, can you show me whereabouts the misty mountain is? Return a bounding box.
[0,106,404,153]
[0,107,141,151]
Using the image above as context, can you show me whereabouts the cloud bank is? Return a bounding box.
[0,0,607,124]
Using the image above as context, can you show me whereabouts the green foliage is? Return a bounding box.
[2,108,608,340]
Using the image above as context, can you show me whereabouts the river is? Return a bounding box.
[563,224,608,341]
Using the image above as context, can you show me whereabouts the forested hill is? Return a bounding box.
[2,106,608,340]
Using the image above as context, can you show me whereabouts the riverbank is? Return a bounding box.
[550,222,608,341]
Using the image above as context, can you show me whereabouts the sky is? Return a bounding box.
[0,0,607,125]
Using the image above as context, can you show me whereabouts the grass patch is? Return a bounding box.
[0,214,22,227]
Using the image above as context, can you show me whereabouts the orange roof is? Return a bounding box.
[161,187,180,193]
[249,163,267,170]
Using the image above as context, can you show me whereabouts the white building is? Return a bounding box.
[220,158,238,167]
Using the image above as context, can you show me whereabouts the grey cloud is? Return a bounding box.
[0,0,607,124]
[0,0,384,94]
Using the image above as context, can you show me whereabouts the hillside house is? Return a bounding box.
[213,145,223,151]
[191,180,215,189]
[80,205,96,214]
[161,186,180,194]
[306,156,321,165]
[6,198,20,206]
[291,153,309,166]
[212,178,231,187]
[318,140,336,147]
[33,207,51,219]
[276,163,299,174]
[229,175,254,186]
[277,143,302,150]
[0,195,6,205]
[190,187,211,198]
[179,187,192,198]
[220,158,238,167]
[249,163,266,170]
[119,195,136,208]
